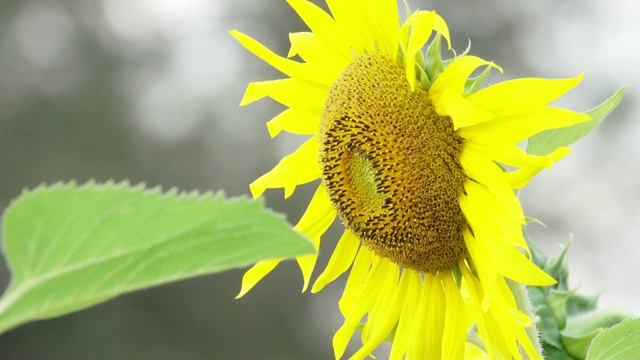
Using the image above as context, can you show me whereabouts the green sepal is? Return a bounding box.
[402,0,412,20]
[543,237,572,291]
[567,291,602,315]
[525,216,546,228]
[424,34,444,81]
[415,42,427,73]
[548,288,579,329]
[442,39,471,68]
[422,40,472,89]
[463,65,492,96]
[418,65,432,91]
[419,33,492,95]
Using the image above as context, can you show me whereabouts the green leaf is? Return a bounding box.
[563,308,633,359]
[587,318,640,360]
[0,181,314,334]
[527,85,627,156]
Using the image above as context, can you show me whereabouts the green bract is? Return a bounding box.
[526,232,634,359]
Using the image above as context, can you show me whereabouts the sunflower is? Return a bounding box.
[231,0,588,359]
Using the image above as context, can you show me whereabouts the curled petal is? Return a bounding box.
[294,184,337,292]
[249,136,321,198]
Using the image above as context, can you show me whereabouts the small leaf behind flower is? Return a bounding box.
[0,181,314,335]
[586,317,640,360]
[527,86,627,156]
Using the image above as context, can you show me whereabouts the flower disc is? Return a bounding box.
[319,54,468,274]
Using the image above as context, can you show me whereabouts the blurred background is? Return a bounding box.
[0,0,637,358]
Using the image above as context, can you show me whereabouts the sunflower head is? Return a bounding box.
[231,0,589,359]
[320,53,467,274]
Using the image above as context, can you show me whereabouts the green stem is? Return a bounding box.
[507,279,543,360]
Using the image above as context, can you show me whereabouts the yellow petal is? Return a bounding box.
[354,259,402,359]
[339,247,373,315]
[371,0,399,56]
[462,230,498,310]
[487,281,537,359]
[495,277,533,328]
[236,258,283,298]
[468,74,584,116]
[507,147,572,189]
[463,180,527,252]
[495,280,541,359]
[294,184,337,292]
[358,269,409,355]
[249,136,321,198]
[285,0,352,61]
[230,29,333,86]
[432,12,451,49]
[483,239,556,286]
[466,141,538,168]
[312,230,360,293]
[240,78,327,112]
[459,107,590,145]
[460,194,556,286]
[465,342,490,360]
[429,56,500,128]
[349,0,385,55]
[406,274,445,359]
[468,141,572,210]
[334,254,385,359]
[459,263,485,326]
[423,274,447,359]
[482,305,516,359]
[389,270,422,360]
[460,148,524,220]
[326,0,368,56]
[430,55,500,100]
[266,108,320,138]
[433,96,495,130]
[287,31,347,78]
[442,272,467,360]
[401,11,436,90]
[460,263,506,359]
